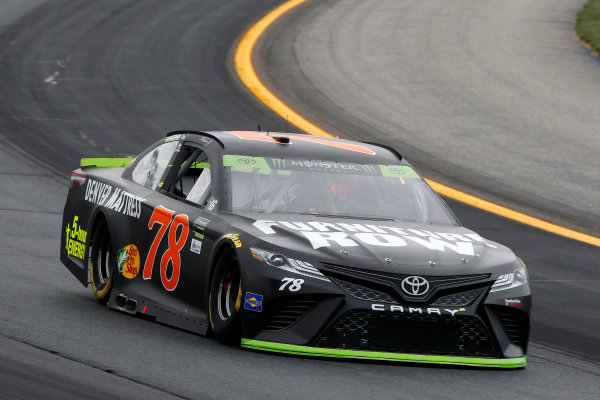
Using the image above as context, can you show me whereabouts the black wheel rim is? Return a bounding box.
[216,260,241,321]
[93,224,112,288]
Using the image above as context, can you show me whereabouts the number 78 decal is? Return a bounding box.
[143,205,189,291]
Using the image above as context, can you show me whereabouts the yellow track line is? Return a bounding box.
[425,180,600,246]
[235,0,331,138]
[234,0,600,248]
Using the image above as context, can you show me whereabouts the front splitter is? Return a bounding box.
[241,339,526,368]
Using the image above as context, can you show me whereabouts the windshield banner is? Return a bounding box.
[223,155,419,178]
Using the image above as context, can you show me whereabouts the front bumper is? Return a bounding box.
[241,255,531,368]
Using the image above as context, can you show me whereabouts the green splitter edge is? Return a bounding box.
[241,339,526,368]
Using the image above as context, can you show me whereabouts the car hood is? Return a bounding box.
[230,212,516,276]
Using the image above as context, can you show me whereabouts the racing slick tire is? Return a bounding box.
[209,247,243,344]
[89,216,115,305]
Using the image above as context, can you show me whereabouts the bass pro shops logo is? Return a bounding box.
[117,244,140,279]
[65,215,87,260]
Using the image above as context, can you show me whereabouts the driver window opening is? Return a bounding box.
[168,147,212,207]
[131,141,179,190]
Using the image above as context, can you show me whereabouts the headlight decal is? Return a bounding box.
[250,247,330,282]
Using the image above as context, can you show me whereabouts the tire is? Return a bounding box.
[89,217,115,305]
[209,247,243,344]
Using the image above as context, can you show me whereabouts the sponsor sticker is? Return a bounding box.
[198,136,213,146]
[244,292,263,312]
[505,298,523,306]
[65,215,87,260]
[190,238,202,254]
[84,179,113,206]
[237,157,257,165]
[165,134,185,142]
[207,198,218,211]
[84,179,145,219]
[252,219,497,254]
[192,216,210,239]
[224,233,242,248]
[287,160,360,173]
[117,244,140,279]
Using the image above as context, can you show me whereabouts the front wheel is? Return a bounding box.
[89,217,115,305]
[209,248,243,344]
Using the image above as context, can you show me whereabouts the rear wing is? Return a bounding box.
[80,158,134,168]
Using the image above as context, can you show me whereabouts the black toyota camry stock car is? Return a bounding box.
[60,130,531,368]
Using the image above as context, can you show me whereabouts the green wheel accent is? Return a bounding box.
[241,339,526,368]
[80,158,134,168]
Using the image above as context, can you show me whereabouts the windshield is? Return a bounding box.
[223,155,457,225]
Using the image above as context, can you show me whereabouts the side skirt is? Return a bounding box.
[107,290,209,335]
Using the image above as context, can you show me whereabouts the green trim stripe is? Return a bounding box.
[191,161,210,169]
[80,158,133,168]
[182,161,210,169]
[241,339,526,368]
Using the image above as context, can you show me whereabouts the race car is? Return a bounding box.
[60,130,531,368]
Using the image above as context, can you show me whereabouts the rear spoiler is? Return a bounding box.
[80,158,134,168]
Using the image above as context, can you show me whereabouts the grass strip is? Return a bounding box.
[576,0,600,56]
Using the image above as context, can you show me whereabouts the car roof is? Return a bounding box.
[172,130,404,164]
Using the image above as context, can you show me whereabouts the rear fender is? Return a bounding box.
[60,182,94,286]
[60,168,132,287]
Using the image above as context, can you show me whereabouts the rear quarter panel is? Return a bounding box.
[60,167,145,286]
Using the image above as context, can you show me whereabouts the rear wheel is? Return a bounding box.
[209,248,243,344]
[89,218,115,305]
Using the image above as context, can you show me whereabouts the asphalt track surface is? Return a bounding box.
[0,1,598,399]
[256,0,600,235]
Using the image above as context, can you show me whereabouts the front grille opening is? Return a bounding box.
[492,307,529,348]
[262,298,317,331]
[431,287,487,307]
[331,275,488,308]
[315,310,499,357]
[331,277,397,303]
[320,263,491,305]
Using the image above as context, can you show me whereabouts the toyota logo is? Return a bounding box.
[238,158,256,165]
[401,276,429,296]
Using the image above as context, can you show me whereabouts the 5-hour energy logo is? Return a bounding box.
[65,215,87,260]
